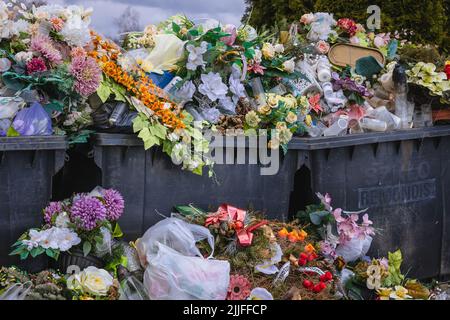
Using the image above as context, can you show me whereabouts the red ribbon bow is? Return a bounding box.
[205,204,268,247]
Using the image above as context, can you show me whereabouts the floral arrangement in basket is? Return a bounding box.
[10,187,124,261]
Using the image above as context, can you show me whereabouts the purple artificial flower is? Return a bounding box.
[102,189,125,221]
[44,201,64,224]
[332,72,372,98]
[70,196,107,231]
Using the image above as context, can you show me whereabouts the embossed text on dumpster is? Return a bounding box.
[358,179,436,208]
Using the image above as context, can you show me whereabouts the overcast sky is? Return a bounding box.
[57,0,247,36]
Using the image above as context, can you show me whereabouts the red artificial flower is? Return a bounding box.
[445,62,450,80]
[26,57,47,74]
[227,275,252,300]
[309,94,323,114]
[337,18,358,37]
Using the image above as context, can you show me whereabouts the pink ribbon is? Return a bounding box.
[205,204,268,247]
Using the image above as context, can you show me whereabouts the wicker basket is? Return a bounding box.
[50,248,104,273]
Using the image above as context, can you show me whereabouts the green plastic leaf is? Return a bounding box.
[172,22,181,34]
[144,135,160,150]
[30,247,41,258]
[175,205,206,217]
[138,127,151,141]
[45,249,55,259]
[150,122,168,140]
[44,100,65,115]
[83,241,92,257]
[20,251,29,260]
[9,246,26,256]
[112,223,123,238]
[132,116,145,133]
[6,126,20,137]
[97,82,112,103]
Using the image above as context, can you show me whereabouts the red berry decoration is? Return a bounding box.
[318,282,327,290]
[303,280,313,289]
[298,258,307,266]
[312,284,324,293]
[299,253,309,260]
[325,271,333,281]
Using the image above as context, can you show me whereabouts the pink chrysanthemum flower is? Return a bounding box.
[30,34,63,64]
[69,55,102,97]
[227,275,252,300]
[70,47,87,58]
[26,57,47,74]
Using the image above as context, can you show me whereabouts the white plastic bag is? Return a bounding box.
[335,236,373,263]
[136,218,215,267]
[143,243,230,300]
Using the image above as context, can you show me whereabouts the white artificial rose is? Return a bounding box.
[78,267,114,296]
[253,49,262,63]
[274,44,285,54]
[282,58,296,73]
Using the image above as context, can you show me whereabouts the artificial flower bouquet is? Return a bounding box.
[0,1,100,141]
[10,187,124,262]
[0,265,120,300]
[244,93,309,152]
[344,250,431,301]
[296,193,430,300]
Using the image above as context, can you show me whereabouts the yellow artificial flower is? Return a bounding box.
[268,138,280,150]
[267,94,280,108]
[305,115,312,127]
[258,104,272,115]
[389,286,413,300]
[245,111,261,128]
[286,112,298,124]
[376,288,393,300]
[276,122,287,130]
[262,43,275,59]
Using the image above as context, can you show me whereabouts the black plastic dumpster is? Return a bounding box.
[0,136,67,272]
[93,133,298,241]
[288,126,450,280]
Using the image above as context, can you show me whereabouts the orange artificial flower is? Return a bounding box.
[304,243,316,254]
[278,228,289,238]
[89,32,185,130]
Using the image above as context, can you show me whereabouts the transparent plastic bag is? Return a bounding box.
[119,276,150,300]
[0,96,24,119]
[335,236,373,263]
[12,102,52,136]
[0,282,32,300]
[143,243,230,300]
[136,218,215,267]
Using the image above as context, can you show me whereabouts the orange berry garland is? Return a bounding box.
[89,32,185,129]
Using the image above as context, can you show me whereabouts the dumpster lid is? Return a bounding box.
[288,126,450,150]
[0,136,68,151]
[95,127,450,151]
